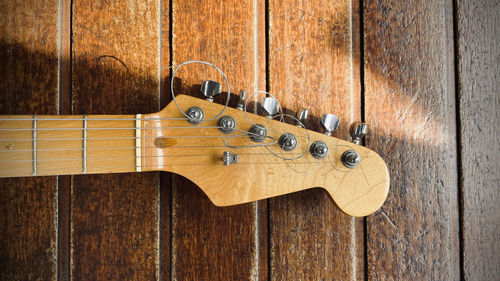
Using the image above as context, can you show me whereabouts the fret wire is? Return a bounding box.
[135,114,142,172]
[32,115,37,176]
[83,115,88,174]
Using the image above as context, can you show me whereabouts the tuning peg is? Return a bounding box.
[295,108,309,127]
[262,97,279,118]
[320,114,340,136]
[349,122,368,144]
[235,90,247,110]
[201,80,221,102]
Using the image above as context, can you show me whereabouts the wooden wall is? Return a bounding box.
[0,0,498,280]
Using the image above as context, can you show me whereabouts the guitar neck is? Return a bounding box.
[0,94,391,217]
[0,115,143,177]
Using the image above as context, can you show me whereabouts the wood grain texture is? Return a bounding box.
[70,0,160,279]
[0,0,58,280]
[170,0,266,279]
[363,0,460,280]
[0,116,139,177]
[141,95,389,216]
[456,1,500,280]
[268,0,361,279]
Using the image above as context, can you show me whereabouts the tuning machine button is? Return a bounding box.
[235,90,247,110]
[296,108,309,127]
[349,122,368,144]
[262,97,279,118]
[186,106,204,125]
[201,80,221,102]
[321,114,340,136]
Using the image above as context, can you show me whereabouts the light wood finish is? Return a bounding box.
[0,115,137,177]
[457,0,500,279]
[0,95,389,217]
[142,95,389,217]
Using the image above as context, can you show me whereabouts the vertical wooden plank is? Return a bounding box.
[268,0,360,280]
[159,1,171,280]
[170,0,266,279]
[456,1,500,280]
[58,0,73,279]
[0,1,59,280]
[364,0,459,280]
[70,1,160,280]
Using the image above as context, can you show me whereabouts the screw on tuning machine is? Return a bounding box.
[262,97,279,118]
[320,114,340,136]
[341,150,360,168]
[249,124,267,142]
[279,133,298,151]
[217,115,236,134]
[201,80,221,102]
[349,122,368,144]
[295,108,309,127]
[310,141,329,159]
[186,106,204,125]
[235,90,247,110]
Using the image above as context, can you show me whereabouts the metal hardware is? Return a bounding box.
[186,106,204,125]
[32,115,37,176]
[296,108,309,127]
[201,80,221,102]
[262,97,279,118]
[320,114,340,136]
[279,133,298,151]
[341,150,360,168]
[236,90,247,110]
[310,141,328,159]
[249,124,267,142]
[349,122,368,144]
[223,151,238,165]
[135,114,143,172]
[217,115,236,134]
[83,115,88,174]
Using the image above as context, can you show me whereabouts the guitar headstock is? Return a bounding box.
[140,91,389,217]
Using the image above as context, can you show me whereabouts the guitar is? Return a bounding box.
[0,82,389,217]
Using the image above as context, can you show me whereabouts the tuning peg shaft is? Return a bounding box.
[321,114,340,136]
[296,108,309,127]
[235,90,247,110]
[201,80,221,102]
[349,122,368,144]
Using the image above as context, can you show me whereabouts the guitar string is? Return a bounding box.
[0,61,310,161]
[0,61,357,176]
[2,160,346,175]
[0,122,343,171]
[0,145,319,163]
[0,154,326,163]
